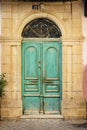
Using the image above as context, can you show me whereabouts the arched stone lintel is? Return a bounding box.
[17,12,65,39]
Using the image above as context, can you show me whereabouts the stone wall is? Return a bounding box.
[0,0,86,119]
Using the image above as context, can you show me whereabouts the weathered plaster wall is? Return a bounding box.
[0,0,86,119]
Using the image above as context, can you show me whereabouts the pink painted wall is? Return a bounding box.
[82,4,87,101]
[83,65,87,101]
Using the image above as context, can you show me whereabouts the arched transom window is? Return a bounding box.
[22,18,62,38]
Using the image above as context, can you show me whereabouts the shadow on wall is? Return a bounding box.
[83,64,87,102]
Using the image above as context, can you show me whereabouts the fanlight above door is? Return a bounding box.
[22,18,62,38]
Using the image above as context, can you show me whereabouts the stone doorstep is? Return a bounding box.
[21,114,64,119]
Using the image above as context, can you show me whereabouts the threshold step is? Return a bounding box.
[21,115,64,119]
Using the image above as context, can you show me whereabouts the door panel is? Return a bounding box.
[22,42,41,114]
[25,46,38,78]
[44,47,58,78]
[43,43,61,114]
[22,41,62,114]
[44,97,60,114]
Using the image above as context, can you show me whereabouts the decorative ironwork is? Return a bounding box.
[22,18,62,38]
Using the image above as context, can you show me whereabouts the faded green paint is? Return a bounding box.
[22,40,62,115]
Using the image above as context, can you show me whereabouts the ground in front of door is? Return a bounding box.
[0,119,87,130]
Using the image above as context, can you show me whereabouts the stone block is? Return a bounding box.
[73,82,82,91]
[2,92,12,100]
[62,73,67,82]
[62,46,67,55]
[72,3,81,18]
[73,63,82,73]
[63,83,73,92]
[2,45,11,56]
[73,45,82,55]
[2,56,11,65]
[1,108,22,119]
[62,56,67,64]
[2,64,11,73]
[51,4,65,13]
[2,18,12,28]
[2,4,11,12]
[1,99,22,108]
[62,98,86,109]
[72,27,82,37]
[63,91,84,101]
[72,73,82,83]
[64,4,71,12]
[73,55,82,64]
[2,12,12,19]
[11,92,21,100]
[62,108,86,120]
[63,13,71,19]
[72,19,81,28]
[2,28,12,38]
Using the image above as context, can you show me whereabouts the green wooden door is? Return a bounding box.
[22,41,62,115]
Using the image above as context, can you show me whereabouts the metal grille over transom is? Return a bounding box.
[22,18,62,38]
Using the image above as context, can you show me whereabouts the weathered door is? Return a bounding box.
[22,40,62,115]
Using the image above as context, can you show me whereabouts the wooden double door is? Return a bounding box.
[22,40,62,115]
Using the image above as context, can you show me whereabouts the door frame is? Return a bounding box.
[21,38,62,115]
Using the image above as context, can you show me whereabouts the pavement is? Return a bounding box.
[0,119,87,130]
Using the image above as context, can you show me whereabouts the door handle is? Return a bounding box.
[38,61,41,68]
[43,79,53,83]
